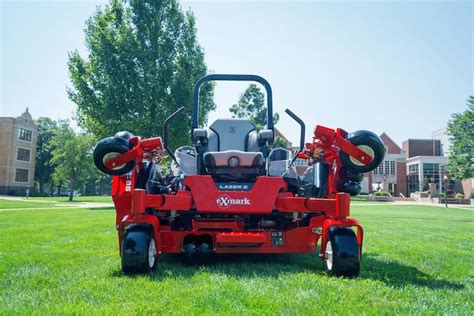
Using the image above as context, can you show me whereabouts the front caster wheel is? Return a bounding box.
[324,227,360,278]
[122,226,158,274]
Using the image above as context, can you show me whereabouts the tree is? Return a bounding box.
[229,84,279,130]
[67,0,215,148]
[273,136,290,149]
[447,96,474,180]
[50,121,96,201]
[34,117,58,194]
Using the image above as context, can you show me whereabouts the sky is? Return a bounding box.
[1,0,472,146]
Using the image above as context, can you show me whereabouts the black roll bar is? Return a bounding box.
[192,74,274,139]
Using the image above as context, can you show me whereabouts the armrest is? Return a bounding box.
[258,129,274,146]
[193,128,208,142]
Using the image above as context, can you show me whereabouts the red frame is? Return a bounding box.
[108,124,368,262]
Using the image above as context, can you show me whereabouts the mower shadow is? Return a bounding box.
[112,253,319,280]
[112,252,464,290]
[360,253,464,290]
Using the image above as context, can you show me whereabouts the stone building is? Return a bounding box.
[0,108,38,195]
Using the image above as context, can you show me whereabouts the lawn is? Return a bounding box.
[0,201,472,314]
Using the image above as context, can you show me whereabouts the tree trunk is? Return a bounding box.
[57,185,61,197]
[39,182,44,194]
[99,181,104,196]
[68,179,75,202]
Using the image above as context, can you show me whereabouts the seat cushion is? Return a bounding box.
[203,150,264,168]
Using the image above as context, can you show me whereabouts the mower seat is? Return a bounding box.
[196,118,270,180]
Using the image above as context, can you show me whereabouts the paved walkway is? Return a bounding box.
[354,200,473,210]
[0,195,113,211]
[0,203,114,212]
[0,195,53,202]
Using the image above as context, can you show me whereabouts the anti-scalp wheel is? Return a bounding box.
[93,137,135,175]
[339,130,385,173]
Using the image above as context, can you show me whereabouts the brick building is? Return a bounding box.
[365,136,452,196]
[0,108,38,194]
[366,133,407,196]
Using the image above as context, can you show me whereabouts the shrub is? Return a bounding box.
[375,191,390,196]
[455,193,465,199]
[29,191,49,197]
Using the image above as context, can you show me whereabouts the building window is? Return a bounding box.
[390,161,396,175]
[407,163,420,194]
[294,158,307,166]
[377,163,383,175]
[384,161,390,175]
[15,169,29,182]
[16,148,31,162]
[18,128,32,142]
[422,163,440,190]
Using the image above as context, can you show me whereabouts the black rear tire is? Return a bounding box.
[339,130,385,173]
[336,180,362,196]
[93,137,135,176]
[183,241,197,265]
[324,227,360,278]
[342,168,364,182]
[122,226,158,274]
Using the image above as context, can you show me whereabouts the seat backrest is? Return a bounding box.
[208,119,255,151]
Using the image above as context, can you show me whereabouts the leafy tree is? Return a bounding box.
[51,121,95,201]
[34,117,58,194]
[229,84,279,130]
[273,136,290,149]
[85,172,111,196]
[447,96,474,180]
[67,0,215,148]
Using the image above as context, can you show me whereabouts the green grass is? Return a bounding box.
[0,202,472,314]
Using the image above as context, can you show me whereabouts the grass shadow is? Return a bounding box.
[111,252,464,291]
[87,206,115,210]
[111,253,320,280]
[360,253,464,290]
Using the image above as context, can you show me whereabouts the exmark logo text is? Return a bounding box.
[216,194,251,209]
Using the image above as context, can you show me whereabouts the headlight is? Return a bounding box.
[228,156,239,168]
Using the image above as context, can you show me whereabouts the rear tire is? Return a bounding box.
[324,227,360,278]
[122,226,158,274]
[342,168,364,182]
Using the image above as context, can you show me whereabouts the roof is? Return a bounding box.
[380,132,402,155]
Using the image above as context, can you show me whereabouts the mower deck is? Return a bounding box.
[114,175,363,256]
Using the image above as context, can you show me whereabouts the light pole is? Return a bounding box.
[443,175,448,208]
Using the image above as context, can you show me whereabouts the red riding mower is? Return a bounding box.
[93,74,385,277]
